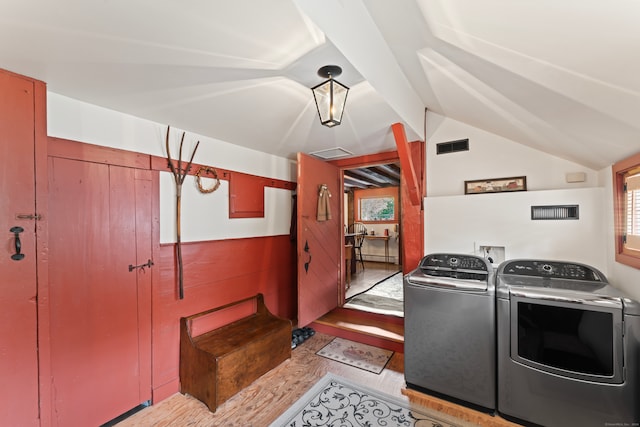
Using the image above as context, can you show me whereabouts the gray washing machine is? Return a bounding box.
[496,259,640,427]
[404,253,496,412]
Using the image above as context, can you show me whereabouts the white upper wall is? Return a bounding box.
[423,111,609,278]
[425,112,599,197]
[425,187,606,272]
[47,92,296,243]
[47,93,296,181]
[423,111,640,301]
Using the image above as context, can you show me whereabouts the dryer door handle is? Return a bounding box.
[511,289,623,309]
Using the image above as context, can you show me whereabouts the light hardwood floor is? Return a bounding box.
[115,332,519,427]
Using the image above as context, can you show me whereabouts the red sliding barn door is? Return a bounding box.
[297,153,341,326]
[0,70,39,426]
[48,158,152,425]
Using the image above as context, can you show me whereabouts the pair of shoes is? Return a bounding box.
[291,326,315,349]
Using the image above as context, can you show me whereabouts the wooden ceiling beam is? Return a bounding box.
[392,122,420,206]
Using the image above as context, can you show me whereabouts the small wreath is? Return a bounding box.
[195,166,221,193]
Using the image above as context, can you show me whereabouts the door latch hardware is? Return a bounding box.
[10,226,25,261]
[303,240,312,273]
[16,213,42,220]
[128,259,154,272]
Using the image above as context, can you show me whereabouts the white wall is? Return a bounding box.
[47,93,295,243]
[425,188,606,271]
[424,111,606,270]
[424,112,640,301]
[426,112,599,197]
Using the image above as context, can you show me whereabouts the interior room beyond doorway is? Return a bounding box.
[343,163,402,313]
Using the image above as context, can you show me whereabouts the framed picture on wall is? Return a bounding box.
[464,176,527,195]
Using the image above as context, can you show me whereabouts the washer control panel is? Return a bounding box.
[500,260,604,281]
[419,254,488,272]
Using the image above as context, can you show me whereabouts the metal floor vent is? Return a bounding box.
[436,138,469,154]
[531,204,579,220]
[309,147,353,160]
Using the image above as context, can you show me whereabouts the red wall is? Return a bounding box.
[46,137,297,405]
[151,236,296,401]
[0,67,45,427]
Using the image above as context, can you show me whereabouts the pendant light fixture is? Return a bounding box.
[311,65,349,128]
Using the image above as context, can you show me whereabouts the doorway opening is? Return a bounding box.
[307,140,424,353]
[342,162,403,317]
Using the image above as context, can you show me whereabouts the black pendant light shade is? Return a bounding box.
[311,65,349,128]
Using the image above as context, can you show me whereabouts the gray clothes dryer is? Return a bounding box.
[496,259,640,427]
[404,253,496,412]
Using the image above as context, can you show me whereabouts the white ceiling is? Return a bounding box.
[1,0,639,169]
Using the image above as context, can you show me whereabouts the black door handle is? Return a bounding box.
[304,240,312,273]
[10,226,24,261]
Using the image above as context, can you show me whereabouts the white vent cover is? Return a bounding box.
[566,172,586,183]
[309,147,353,160]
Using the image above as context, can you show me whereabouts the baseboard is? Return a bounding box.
[152,378,180,404]
[402,387,520,427]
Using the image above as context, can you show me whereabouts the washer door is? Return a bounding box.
[510,290,624,384]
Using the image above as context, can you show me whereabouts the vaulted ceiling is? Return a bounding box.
[1,1,639,170]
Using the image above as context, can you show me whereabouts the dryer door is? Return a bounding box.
[510,290,624,384]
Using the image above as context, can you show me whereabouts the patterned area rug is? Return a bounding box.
[316,337,393,374]
[344,271,404,317]
[269,373,469,427]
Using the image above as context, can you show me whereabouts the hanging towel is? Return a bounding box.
[317,184,332,221]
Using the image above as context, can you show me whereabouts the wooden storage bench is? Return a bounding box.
[179,294,292,412]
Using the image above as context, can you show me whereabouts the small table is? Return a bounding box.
[364,235,390,264]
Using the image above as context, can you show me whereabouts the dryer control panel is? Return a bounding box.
[500,260,604,281]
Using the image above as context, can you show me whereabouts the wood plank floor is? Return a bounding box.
[115,332,520,427]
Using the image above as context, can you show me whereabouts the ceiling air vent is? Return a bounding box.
[436,139,469,155]
[309,147,353,160]
[531,205,579,220]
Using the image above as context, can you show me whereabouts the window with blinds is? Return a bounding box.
[624,172,640,252]
[613,152,640,269]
